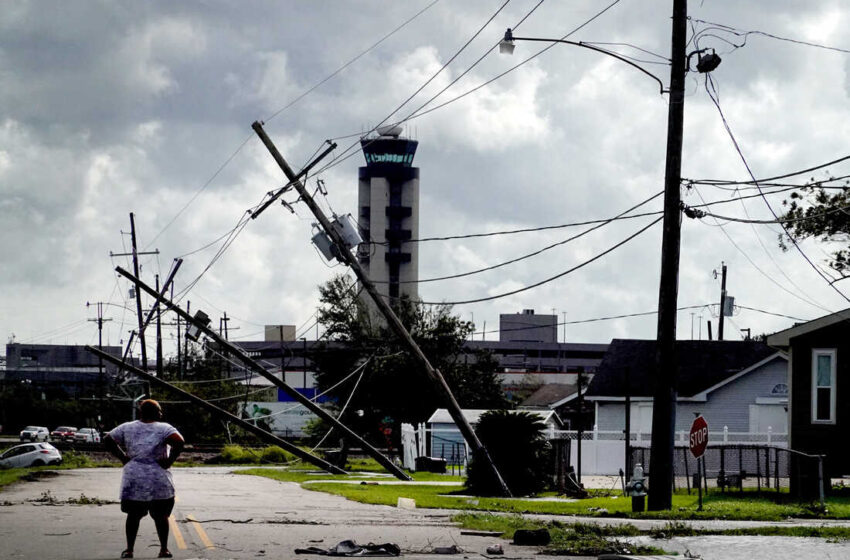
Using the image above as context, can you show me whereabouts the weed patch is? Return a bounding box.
[454,514,668,556]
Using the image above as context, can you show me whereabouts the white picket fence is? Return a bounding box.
[401,423,787,475]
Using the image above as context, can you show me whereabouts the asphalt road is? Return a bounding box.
[0,467,548,560]
[1,467,850,560]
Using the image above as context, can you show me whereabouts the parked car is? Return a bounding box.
[74,428,101,443]
[50,426,78,441]
[0,442,62,468]
[19,426,49,442]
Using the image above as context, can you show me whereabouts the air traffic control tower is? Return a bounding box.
[357,125,419,305]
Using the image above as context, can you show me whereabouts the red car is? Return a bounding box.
[50,426,77,441]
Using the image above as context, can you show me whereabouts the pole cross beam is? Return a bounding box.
[86,345,346,474]
[113,265,412,481]
[251,121,511,497]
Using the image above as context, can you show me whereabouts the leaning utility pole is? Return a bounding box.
[113,266,412,481]
[156,275,163,377]
[130,213,148,372]
[648,0,687,511]
[87,346,346,475]
[252,121,511,496]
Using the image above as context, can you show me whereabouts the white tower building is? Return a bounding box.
[357,126,419,305]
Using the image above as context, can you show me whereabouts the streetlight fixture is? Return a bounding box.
[499,28,667,95]
[497,1,718,511]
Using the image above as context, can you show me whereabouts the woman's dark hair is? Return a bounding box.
[139,399,163,421]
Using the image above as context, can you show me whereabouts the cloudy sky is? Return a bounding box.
[2,0,849,355]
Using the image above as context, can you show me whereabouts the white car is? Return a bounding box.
[19,426,49,442]
[74,428,101,443]
[0,443,62,468]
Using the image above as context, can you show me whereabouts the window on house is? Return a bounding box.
[811,349,837,424]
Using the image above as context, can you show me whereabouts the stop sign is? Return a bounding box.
[689,416,709,459]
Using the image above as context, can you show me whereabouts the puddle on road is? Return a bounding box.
[628,535,850,560]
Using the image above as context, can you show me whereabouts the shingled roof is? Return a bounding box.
[519,383,578,408]
[585,339,776,398]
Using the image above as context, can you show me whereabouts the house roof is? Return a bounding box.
[766,308,850,349]
[427,408,562,427]
[585,339,776,399]
[519,383,578,408]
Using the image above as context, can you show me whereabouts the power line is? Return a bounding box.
[735,305,807,322]
[704,73,849,303]
[690,18,850,56]
[382,191,663,285]
[689,198,850,226]
[316,0,624,176]
[691,184,831,313]
[420,215,662,305]
[312,0,514,175]
[686,155,850,186]
[146,133,254,251]
[264,0,441,123]
[370,190,664,244]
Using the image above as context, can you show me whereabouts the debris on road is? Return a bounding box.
[512,528,551,546]
[485,543,504,555]
[295,539,401,556]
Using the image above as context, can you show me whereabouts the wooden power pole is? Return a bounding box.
[648,0,688,511]
[252,121,511,496]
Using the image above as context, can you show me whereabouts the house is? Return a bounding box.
[426,408,563,462]
[767,309,850,494]
[572,339,787,475]
[587,339,787,437]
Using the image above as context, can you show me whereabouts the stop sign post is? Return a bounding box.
[689,415,709,510]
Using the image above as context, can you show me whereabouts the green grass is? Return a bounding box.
[241,467,850,521]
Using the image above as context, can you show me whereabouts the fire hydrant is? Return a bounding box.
[625,463,647,512]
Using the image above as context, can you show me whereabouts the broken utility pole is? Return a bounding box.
[110,213,160,374]
[113,265,411,482]
[252,120,511,497]
[87,346,346,475]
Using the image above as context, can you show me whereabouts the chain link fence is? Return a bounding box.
[628,443,824,499]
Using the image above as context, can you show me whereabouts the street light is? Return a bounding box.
[497,1,715,511]
[499,28,667,95]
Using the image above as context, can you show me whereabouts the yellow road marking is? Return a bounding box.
[168,515,187,550]
[186,514,215,549]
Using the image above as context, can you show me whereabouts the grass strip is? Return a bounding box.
[241,468,850,521]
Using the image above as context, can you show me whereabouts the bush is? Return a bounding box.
[465,410,551,497]
[261,445,294,464]
[221,444,249,463]
[219,444,295,465]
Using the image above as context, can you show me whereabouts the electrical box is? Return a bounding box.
[186,310,211,342]
[722,296,735,317]
[332,213,363,249]
[311,225,337,261]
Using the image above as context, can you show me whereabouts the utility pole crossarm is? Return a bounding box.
[251,120,511,497]
[112,265,411,481]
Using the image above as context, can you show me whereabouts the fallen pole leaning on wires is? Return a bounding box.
[112,265,412,481]
[86,345,346,474]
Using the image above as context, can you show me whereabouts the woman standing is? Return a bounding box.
[104,399,185,559]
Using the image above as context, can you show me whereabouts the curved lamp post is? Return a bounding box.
[499,28,667,95]
[497,0,716,511]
